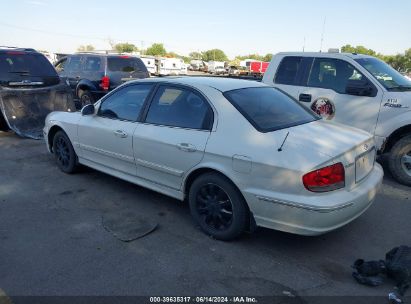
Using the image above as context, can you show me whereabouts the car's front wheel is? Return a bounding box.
[189,173,248,241]
[52,131,78,174]
[388,134,411,186]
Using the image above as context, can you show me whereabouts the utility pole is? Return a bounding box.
[303,37,306,52]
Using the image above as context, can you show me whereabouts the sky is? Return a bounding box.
[1,0,410,58]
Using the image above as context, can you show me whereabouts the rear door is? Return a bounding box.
[133,84,213,190]
[106,56,149,89]
[77,84,153,175]
[271,56,311,100]
[298,57,382,134]
[64,55,83,91]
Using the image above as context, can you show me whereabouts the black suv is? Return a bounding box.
[54,53,149,108]
[0,47,75,139]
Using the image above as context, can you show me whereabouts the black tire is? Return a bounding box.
[388,134,411,186]
[79,90,95,108]
[189,173,248,241]
[52,131,78,174]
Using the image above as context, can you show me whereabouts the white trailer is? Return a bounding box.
[157,57,184,76]
[140,56,156,75]
[207,61,225,74]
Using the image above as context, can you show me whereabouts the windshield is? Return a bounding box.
[224,87,318,132]
[355,57,411,91]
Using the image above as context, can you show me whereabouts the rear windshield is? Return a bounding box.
[107,57,147,73]
[0,52,58,77]
[0,52,59,86]
[224,87,318,132]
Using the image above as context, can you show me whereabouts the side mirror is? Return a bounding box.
[345,79,376,97]
[81,104,95,116]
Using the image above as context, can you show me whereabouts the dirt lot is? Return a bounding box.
[0,131,410,303]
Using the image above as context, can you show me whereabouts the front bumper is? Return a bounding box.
[243,163,384,235]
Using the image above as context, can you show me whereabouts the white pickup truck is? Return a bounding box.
[263,52,411,185]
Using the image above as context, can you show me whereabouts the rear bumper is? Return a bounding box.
[243,164,384,235]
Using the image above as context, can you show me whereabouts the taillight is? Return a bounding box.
[302,162,345,192]
[100,76,110,91]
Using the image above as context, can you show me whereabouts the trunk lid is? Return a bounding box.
[285,120,376,190]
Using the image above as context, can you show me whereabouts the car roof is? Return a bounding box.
[134,76,268,92]
[276,52,376,60]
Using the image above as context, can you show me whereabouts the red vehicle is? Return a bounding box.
[248,61,270,77]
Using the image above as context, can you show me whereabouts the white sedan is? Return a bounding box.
[44,77,383,240]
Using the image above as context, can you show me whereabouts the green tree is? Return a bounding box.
[145,43,167,56]
[341,44,376,56]
[189,51,203,60]
[202,49,228,62]
[263,53,273,62]
[77,45,95,52]
[114,43,138,53]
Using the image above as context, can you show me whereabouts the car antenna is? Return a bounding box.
[277,131,290,152]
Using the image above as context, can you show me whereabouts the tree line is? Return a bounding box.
[76,43,411,71]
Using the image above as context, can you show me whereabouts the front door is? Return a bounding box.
[298,57,383,134]
[77,83,154,175]
[133,85,213,190]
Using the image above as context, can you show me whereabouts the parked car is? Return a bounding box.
[44,77,383,240]
[213,66,226,75]
[0,47,75,139]
[54,53,149,108]
[263,52,411,186]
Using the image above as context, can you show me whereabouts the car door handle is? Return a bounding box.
[114,130,128,138]
[177,143,197,152]
[299,93,312,103]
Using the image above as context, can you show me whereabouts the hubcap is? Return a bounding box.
[196,183,233,231]
[401,153,411,177]
[55,137,70,168]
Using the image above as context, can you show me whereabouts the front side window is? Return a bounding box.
[274,56,303,85]
[224,87,318,132]
[98,84,153,121]
[55,58,67,73]
[355,57,411,91]
[308,58,364,93]
[145,86,212,130]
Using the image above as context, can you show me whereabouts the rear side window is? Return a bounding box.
[307,58,364,93]
[224,87,317,132]
[0,52,58,78]
[83,56,101,71]
[98,84,153,121]
[107,57,147,73]
[275,56,303,85]
[145,86,213,130]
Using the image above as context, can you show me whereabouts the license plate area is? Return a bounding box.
[355,147,375,183]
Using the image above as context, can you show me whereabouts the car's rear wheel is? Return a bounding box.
[189,173,248,241]
[53,131,78,174]
[79,90,95,108]
[388,134,411,186]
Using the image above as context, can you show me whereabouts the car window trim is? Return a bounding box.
[141,83,214,131]
[97,82,156,122]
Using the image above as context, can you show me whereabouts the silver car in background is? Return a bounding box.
[43,77,383,240]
